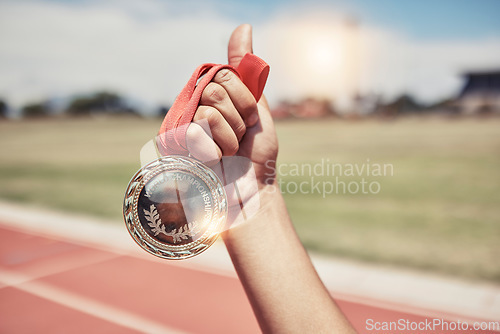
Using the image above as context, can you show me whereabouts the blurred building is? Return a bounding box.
[270,98,335,119]
[270,101,293,119]
[457,70,500,114]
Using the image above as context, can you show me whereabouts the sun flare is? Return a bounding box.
[271,17,360,110]
[305,35,342,76]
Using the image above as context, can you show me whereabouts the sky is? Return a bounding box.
[1,0,499,113]
[215,0,500,40]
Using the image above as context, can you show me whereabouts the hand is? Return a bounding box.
[186,24,278,188]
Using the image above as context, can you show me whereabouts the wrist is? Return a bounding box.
[222,181,287,243]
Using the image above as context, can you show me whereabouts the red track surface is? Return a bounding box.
[0,225,498,334]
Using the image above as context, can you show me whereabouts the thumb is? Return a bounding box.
[228,24,253,67]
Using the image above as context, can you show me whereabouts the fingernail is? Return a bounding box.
[247,112,259,126]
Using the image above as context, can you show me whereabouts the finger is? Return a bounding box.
[228,24,253,67]
[185,121,221,164]
[193,106,239,156]
[212,69,259,127]
[199,82,246,141]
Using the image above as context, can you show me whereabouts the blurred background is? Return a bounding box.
[1,0,499,286]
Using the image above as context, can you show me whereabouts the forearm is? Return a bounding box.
[222,183,356,334]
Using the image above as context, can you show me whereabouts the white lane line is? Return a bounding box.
[0,269,189,334]
[0,253,121,290]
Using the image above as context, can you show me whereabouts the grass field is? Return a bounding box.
[0,116,499,283]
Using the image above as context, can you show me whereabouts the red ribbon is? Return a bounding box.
[157,53,270,156]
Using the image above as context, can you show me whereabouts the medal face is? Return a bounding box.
[123,156,227,259]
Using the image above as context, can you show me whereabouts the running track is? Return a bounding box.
[0,224,498,333]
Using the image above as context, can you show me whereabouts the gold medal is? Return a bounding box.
[123,156,227,260]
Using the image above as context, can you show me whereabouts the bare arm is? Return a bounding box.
[189,24,356,333]
[223,185,356,333]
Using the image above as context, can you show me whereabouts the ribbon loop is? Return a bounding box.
[157,53,270,156]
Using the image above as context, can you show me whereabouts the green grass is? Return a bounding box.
[0,116,499,282]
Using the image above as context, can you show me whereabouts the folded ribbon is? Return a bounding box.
[157,53,270,155]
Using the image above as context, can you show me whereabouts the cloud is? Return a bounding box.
[1,0,499,112]
[0,0,237,109]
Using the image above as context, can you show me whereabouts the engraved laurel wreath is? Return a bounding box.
[143,204,202,243]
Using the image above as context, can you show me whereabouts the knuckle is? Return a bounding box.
[188,123,205,138]
[214,69,234,83]
[242,99,258,116]
[185,123,205,146]
[203,107,219,123]
[234,122,246,139]
[204,83,225,104]
[197,106,217,122]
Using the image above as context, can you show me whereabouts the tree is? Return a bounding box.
[377,94,424,117]
[22,101,52,118]
[66,91,137,116]
[0,99,7,119]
